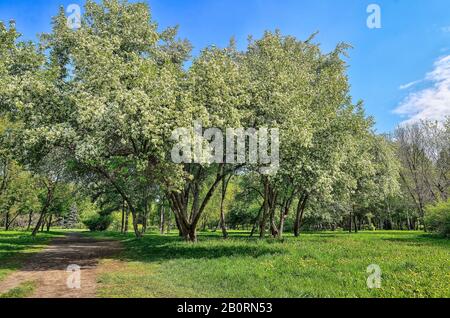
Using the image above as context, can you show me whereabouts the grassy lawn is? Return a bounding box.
[87,230,450,298]
[0,230,63,283]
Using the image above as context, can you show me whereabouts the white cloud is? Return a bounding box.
[399,80,421,90]
[394,55,450,124]
[441,26,450,33]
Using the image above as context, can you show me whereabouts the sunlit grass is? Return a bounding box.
[90,230,450,298]
[0,230,64,282]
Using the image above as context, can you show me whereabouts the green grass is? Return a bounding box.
[88,230,450,298]
[0,281,37,298]
[0,230,64,283]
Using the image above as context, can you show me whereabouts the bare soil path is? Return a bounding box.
[0,232,122,298]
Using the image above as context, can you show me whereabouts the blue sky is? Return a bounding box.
[1,0,450,133]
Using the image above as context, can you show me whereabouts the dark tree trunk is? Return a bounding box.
[46,214,53,232]
[120,200,125,233]
[269,191,279,238]
[348,212,352,233]
[32,211,46,237]
[294,193,308,237]
[219,175,232,239]
[278,191,295,238]
[124,206,129,233]
[169,165,228,242]
[32,183,55,237]
[259,178,270,239]
[160,204,165,234]
[4,211,9,231]
[250,205,264,237]
[27,211,33,231]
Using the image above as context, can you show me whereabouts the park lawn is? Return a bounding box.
[0,230,64,283]
[89,230,450,298]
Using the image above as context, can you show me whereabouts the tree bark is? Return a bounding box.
[294,193,308,237]
[259,177,270,239]
[168,165,229,242]
[120,200,125,233]
[250,205,264,237]
[27,211,33,231]
[32,182,55,237]
[219,175,232,239]
[160,204,165,234]
[4,211,9,231]
[46,214,53,232]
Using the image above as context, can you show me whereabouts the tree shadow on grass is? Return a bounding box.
[116,233,286,263]
[381,234,450,248]
[0,231,65,276]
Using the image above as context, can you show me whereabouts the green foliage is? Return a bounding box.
[425,200,450,236]
[0,0,447,239]
[83,214,113,232]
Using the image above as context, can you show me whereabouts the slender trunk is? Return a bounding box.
[259,178,270,239]
[124,206,129,233]
[294,193,308,237]
[32,212,45,237]
[219,175,231,239]
[46,214,52,232]
[120,200,125,233]
[160,204,165,234]
[142,203,148,234]
[27,211,33,231]
[250,205,264,237]
[348,211,352,233]
[278,192,294,238]
[269,192,279,238]
[127,203,142,238]
[4,211,9,231]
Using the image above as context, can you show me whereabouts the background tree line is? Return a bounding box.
[0,0,448,241]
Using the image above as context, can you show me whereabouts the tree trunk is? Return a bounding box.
[278,192,294,238]
[294,193,308,237]
[32,208,47,237]
[353,214,358,233]
[219,175,232,239]
[169,165,228,243]
[46,214,53,232]
[124,206,129,233]
[4,211,9,231]
[120,200,125,233]
[259,178,270,239]
[27,211,33,231]
[269,192,279,238]
[250,205,264,237]
[160,204,165,234]
[348,212,352,233]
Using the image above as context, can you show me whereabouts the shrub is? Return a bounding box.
[424,199,450,236]
[82,214,112,232]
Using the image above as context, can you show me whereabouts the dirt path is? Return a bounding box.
[0,232,122,298]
